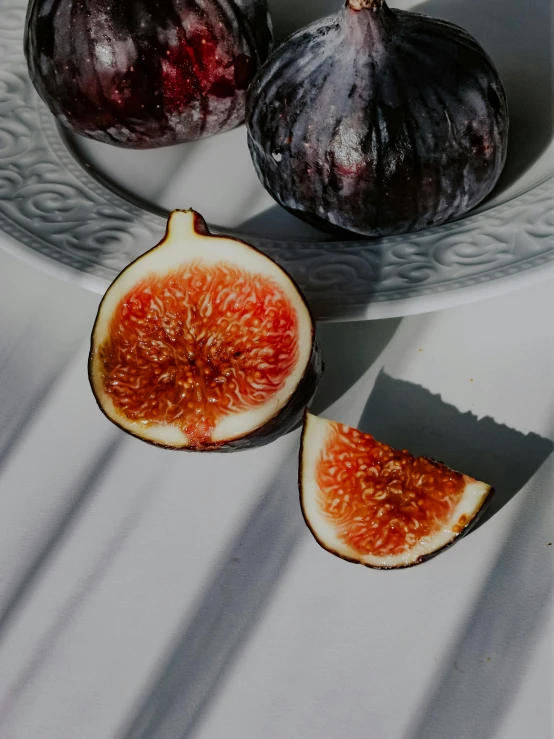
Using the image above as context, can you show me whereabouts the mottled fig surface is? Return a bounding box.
[247,0,509,237]
[26,0,272,148]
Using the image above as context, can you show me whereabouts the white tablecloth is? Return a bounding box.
[0,245,552,739]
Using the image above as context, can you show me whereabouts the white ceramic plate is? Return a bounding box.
[0,0,553,320]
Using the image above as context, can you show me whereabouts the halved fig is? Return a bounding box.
[300,413,493,568]
[89,210,321,451]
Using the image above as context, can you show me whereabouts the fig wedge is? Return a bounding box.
[300,413,493,568]
[89,211,321,450]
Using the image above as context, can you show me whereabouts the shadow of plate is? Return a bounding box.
[311,318,401,416]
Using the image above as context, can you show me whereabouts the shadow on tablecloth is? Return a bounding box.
[116,318,402,739]
[358,371,553,739]
[358,370,554,528]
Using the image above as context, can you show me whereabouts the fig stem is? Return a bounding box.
[347,0,385,9]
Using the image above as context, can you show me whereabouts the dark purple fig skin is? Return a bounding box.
[246,0,509,238]
[25,0,272,148]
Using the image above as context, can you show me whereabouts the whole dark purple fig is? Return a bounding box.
[246,0,509,238]
[25,0,273,148]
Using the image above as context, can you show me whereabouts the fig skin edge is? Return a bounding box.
[88,211,322,452]
[298,411,495,569]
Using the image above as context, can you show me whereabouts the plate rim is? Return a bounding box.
[2,205,553,322]
[1,0,553,321]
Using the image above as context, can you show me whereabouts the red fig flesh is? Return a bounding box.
[89,211,321,450]
[300,414,493,568]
